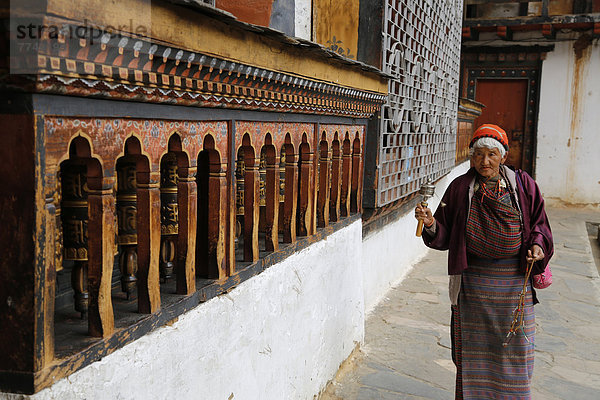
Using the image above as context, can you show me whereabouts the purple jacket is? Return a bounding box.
[423,167,554,278]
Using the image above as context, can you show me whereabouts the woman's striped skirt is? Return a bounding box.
[452,255,535,400]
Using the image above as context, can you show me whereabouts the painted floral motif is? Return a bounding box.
[325,36,355,59]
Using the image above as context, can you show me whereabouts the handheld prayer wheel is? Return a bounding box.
[159,153,178,282]
[116,158,138,299]
[415,182,435,237]
[235,148,245,240]
[61,162,89,318]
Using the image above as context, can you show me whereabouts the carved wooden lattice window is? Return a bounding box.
[378,0,462,205]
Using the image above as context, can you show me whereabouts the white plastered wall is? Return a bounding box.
[361,161,470,313]
[294,0,312,40]
[536,36,600,204]
[7,221,363,400]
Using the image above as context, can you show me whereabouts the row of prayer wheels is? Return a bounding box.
[58,155,179,317]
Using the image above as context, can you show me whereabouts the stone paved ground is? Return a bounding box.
[319,205,600,400]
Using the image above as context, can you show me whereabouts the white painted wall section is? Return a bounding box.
[294,0,312,40]
[536,36,600,204]
[13,221,363,400]
[361,161,470,313]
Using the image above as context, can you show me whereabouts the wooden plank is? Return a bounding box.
[0,112,36,382]
[136,183,161,314]
[350,139,361,214]
[264,159,279,252]
[282,150,298,243]
[317,143,331,228]
[340,139,352,217]
[86,188,115,337]
[176,173,197,295]
[243,158,259,262]
[296,146,313,236]
[329,142,342,222]
[208,168,228,278]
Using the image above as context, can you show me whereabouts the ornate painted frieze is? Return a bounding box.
[12,22,386,118]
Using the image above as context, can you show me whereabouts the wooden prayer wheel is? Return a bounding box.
[279,151,286,203]
[159,153,178,282]
[235,148,245,240]
[61,162,89,318]
[278,150,286,233]
[259,151,267,207]
[258,151,267,231]
[116,158,138,298]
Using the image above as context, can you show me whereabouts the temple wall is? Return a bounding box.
[536,36,600,205]
[6,221,364,400]
[361,161,470,313]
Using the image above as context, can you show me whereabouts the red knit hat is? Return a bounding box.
[470,124,509,151]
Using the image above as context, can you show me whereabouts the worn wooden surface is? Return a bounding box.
[330,142,342,222]
[282,150,298,244]
[317,141,331,228]
[0,113,36,375]
[244,158,260,262]
[86,189,116,337]
[177,175,197,295]
[351,138,362,214]
[136,184,161,314]
[264,156,279,252]
[340,139,352,217]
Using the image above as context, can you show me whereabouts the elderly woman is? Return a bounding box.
[415,124,553,399]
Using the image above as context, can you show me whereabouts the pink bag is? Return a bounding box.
[533,265,552,289]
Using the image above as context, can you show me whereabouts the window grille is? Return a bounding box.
[378,0,462,206]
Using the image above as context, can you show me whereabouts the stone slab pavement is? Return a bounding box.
[319,205,600,400]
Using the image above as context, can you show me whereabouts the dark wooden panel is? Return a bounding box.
[0,113,36,373]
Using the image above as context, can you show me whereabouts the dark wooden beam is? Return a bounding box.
[464,13,600,27]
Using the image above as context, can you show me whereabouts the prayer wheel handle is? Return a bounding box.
[415,183,435,237]
[415,200,428,237]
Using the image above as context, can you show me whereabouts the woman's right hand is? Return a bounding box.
[415,203,434,227]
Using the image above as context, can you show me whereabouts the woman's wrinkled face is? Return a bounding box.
[471,146,507,178]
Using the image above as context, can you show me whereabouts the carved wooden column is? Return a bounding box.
[297,148,313,236]
[41,169,59,366]
[207,163,227,279]
[340,142,352,217]
[264,156,279,252]
[244,156,260,262]
[282,151,298,243]
[329,145,342,222]
[176,167,196,295]
[87,183,116,337]
[317,146,331,228]
[351,140,362,213]
[136,175,161,314]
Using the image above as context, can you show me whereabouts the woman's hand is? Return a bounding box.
[415,203,434,228]
[526,244,544,263]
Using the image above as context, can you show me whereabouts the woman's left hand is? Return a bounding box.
[526,244,544,263]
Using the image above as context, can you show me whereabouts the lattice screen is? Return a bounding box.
[378,0,463,206]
